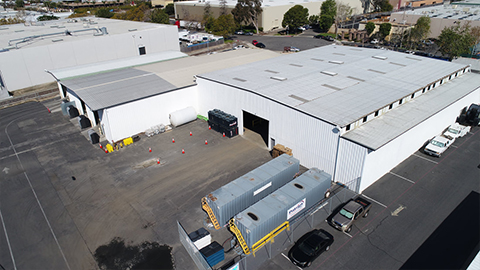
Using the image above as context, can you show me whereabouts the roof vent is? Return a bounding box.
[270,76,287,81]
[289,63,303,67]
[311,58,324,61]
[372,55,387,60]
[329,60,344,64]
[321,71,337,76]
[332,53,345,56]
[15,29,24,32]
[265,70,279,74]
[52,38,63,42]
[406,56,422,61]
[128,28,137,32]
[389,62,407,67]
[233,77,247,82]
[347,76,365,82]
[368,69,386,74]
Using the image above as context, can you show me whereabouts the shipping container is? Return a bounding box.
[233,168,332,249]
[204,154,300,227]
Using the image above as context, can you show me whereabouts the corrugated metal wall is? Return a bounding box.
[361,88,480,192]
[334,138,368,192]
[197,78,339,175]
[103,86,197,142]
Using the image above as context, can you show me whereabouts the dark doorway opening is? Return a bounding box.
[243,110,269,147]
[93,111,100,126]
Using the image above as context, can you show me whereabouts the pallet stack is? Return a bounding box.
[272,144,293,158]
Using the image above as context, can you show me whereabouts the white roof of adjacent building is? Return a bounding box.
[59,48,281,110]
[0,17,172,50]
[392,2,480,21]
[343,72,480,150]
[198,45,470,127]
[176,0,323,8]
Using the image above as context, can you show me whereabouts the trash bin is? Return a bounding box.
[87,129,100,144]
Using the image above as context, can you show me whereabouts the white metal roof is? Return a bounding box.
[0,17,171,50]
[392,2,480,21]
[198,45,469,127]
[342,72,480,150]
[60,48,281,110]
[48,51,188,80]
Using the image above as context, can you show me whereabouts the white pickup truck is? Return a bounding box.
[424,135,455,157]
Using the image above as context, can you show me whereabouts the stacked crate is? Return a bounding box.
[208,109,238,138]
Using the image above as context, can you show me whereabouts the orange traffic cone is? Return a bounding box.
[105,149,108,154]
[209,125,211,130]
[205,140,208,145]
[157,159,160,164]
[190,131,192,136]
[223,132,225,137]
[182,149,185,154]
[99,144,103,149]
[149,147,152,152]
[172,138,175,143]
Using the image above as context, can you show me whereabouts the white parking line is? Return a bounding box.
[360,194,387,208]
[413,153,439,164]
[389,172,415,184]
[281,253,302,270]
[0,209,17,270]
[344,232,353,238]
[450,145,458,148]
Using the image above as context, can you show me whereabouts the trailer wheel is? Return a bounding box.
[325,191,331,198]
[325,245,330,251]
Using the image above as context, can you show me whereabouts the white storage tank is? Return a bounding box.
[169,107,197,127]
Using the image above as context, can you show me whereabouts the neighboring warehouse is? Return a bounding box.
[390,1,480,37]
[0,17,180,100]
[47,49,281,142]
[174,0,365,32]
[195,45,479,192]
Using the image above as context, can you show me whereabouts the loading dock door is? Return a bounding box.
[243,111,269,147]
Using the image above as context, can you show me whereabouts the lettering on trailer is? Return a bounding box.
[287,198,306,220]
[254,182,272,196]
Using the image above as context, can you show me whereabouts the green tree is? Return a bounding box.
[365,21,375,35]
[308,14,319,28]
[282,5,308,33]
[379,23,391,39]
[165,3,174,15]
[438,23,476,60]
[202,1,212,28]
[231,0,263,34]
[96,8,114,18]
[211,14,236,38]
[319,0,335,32]
[15,0,24,8]
[150,8,169,24]
[410,16,431,42]
[373,0,392,12]
[204,16,215,32]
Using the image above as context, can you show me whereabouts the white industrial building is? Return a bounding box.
[48,49,281,142]
[195,45,479,192]
[48,45,479,193]
[174,0,365,32]
[0,17,180,99]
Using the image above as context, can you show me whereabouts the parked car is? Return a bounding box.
[284,46,300,52]
[443,123,471,139]
[233,45,246,50]
[287,229,334,268]
[424,135,455,157]
[298,26,306,31]
[370,39,379,44]
[255,42,266,48]
[328,197,371,233]
[235,30,244,35]
[252,40,258,45]
[324,36,334,41]
[245,32,254,36]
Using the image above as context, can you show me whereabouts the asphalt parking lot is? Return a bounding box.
[260,125,480,269]
[1,99,478,270]
[0,100,273,269]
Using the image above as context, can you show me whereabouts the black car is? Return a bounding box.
[255,42,266,48]
[288,229,334,268]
